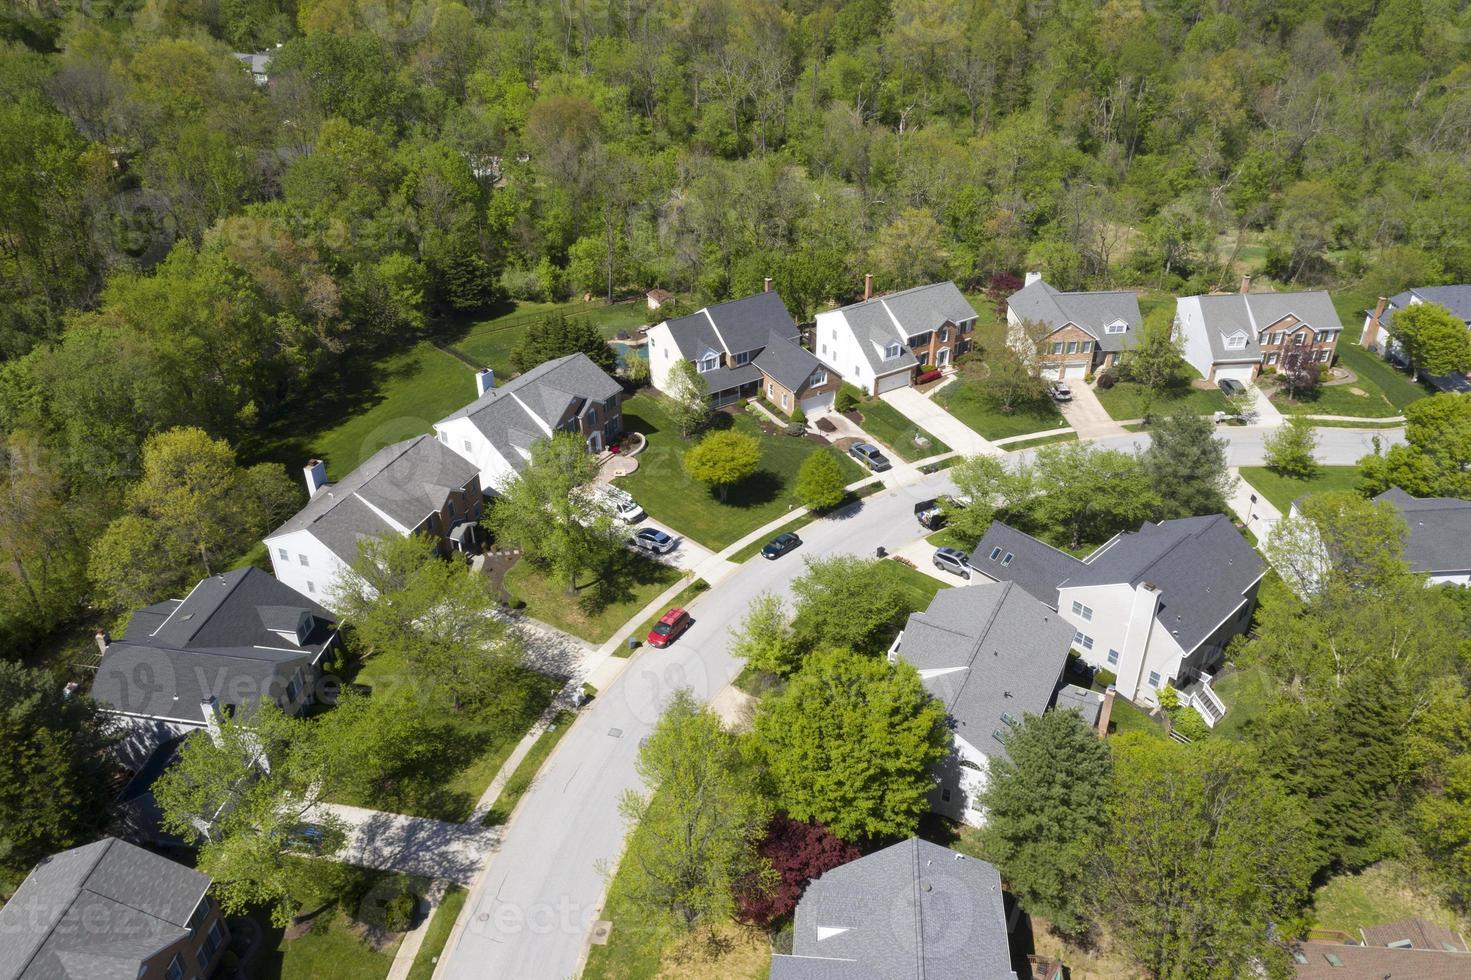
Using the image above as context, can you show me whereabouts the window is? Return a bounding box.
[1265,352,1278,365]
[988,547,1002,561]
[166,955,183,980]
[1105,321,1127,334]
[1001,552,1014,566]
[1065,340,1078,354]
[733,350,750,365]
[885,342,901,359]
[941,788,952,802]
[1107,649,1120,666]
[1051,342,1064,354]
[939,328,949,342]
[1073,631,1094,650]
[1294,332,1306,344]
[1080,340,1093,352]
[1224,333,1247,350]
[1147,671,1161,688]
[1318,349,1331,362]
[277,548,288,561]
[918,352,929,366]
[298,554,309,567]
[782,393,790,409]
[1001,712,1018,727]
[820,344,827,355]
[589,407,598,425]
[463,440,472,452]
[766,383,773,399]
[699,354,719,372]
[811,369,827,386]
[1269,331,1284,346]
[1070,600,1093,621]
[306,581,314,594]
[285,670,303,702]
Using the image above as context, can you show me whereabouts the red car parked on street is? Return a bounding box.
[647,608,692,648]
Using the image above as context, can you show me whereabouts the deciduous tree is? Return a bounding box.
[1264,417,1318,479]
[1124,307,1186,393]
[1030,443,1159,549]
[683,430,761,502]
[736,815,859,927]
[664,360,711,438]
[728,592,800,677]
[789,555,907,656]
[792,448,846,511]
[1389,302,1471,377]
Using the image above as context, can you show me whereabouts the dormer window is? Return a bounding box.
[1224,333,1247,351]
[1105,320,1127,334]
[885,342,901,359]
[733,350,751,366]
[698,353,719,373]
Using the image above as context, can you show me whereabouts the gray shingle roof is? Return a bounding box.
[702,291,799,353]
[1007,279,1142,353]
[1386,285,1471,325]
[1188,291,1343,363]
[92,568,336,724]
[269,434,479,563]
[771,838,1015,980]
[1375,487,1471,575]
[1054,683,1104,727]
[753,333,822,392]
[896,581,1074,759]
[0,838,209,980]
[974,516,1265,655]
[700,362,763,393]
[832,281,977,374]
[440,352,621,432]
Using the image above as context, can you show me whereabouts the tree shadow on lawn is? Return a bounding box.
[717,469,783,509]
[572,551,680,617]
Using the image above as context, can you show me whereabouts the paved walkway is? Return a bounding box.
[878,385,998,455]
[992,426,1076,447]
[1301,413,1405,423]
[1056,383,1127,439]
[306,803,499,886]
[1227,468,1284,543]
[1246,383,1285,427]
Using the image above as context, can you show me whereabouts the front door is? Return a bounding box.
[937,348,950,367]
[587,431,602,453]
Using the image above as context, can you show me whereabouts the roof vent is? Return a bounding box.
[921,882,933,892]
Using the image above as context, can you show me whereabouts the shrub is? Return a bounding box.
[382,891,417,932]
[737,816,860,927]
[1171,706,1210,741]
[1261,365,1277,376]
[784,422,805,437]
[834,383,862,413]
[1316,365,1332,382]
[500,266,547,302]
[790,404,808,426]
[915,369,942,385]
[1096,369,1117,389]
[1084,371,1095,384]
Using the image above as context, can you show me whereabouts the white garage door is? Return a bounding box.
[874,369,912,394]
[800,391,834,414]
[1213,364,1257,385]
[1060,361,1090,380]
[1040,365,1061,381]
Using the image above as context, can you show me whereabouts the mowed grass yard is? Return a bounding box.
[1095,378,1228,420]
[1310,861,1468,936]
[852,397,949,460]
[1237,465,1362,514]
[936,370,1068,440]
[615,394,866,550]
[501,552,684,644]
[248,869,418,980]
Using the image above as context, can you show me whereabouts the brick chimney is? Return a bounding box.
[1363,296,1389,350]
[864,273,873,300]
[763,276,772,293]
[303,459,328,497]
[1097,686,1116,737]
[1239,273,1252,294]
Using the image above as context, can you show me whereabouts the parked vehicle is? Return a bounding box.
[914,498,948,531]
[594,485,644,522]
[1216,378,1246,396]
[647,608,693,648]
[283,823,328,854]
[1050,381,1073,401]
[848,442,892,472]
[933,547,972,579]
[628,527,675,554]
[761,532,802,560]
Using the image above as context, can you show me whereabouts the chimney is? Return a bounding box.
[1239,273,1252,294]
[763,276,772,293]
[303,459,328,497]
[201,696,224,745]
[864,273,873,300]
[1024,271,1042,286]
[475,368,495,397]
[1097,686,1116,737]
[1363,296,1389,350]
[94,630,108,658]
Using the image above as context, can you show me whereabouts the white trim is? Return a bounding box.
[150,586,202,637]
[1178,570,1267,657]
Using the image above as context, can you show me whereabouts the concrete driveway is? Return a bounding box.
[307,803,498,886]
[878,385,997,455]
[1056,383,1125,439]
[628,516,717,573]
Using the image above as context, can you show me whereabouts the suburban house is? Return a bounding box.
[0,837,229,980]
[1293,916,1469,978]
[1006,273,1142,380]
[433,352,625,487]
[646,289,838,414]
[92,567,340,769]
[1175,278,1344,384]
[889,581,1079,825]
[814,278,979,395]
[265,434,483,605]
[769,838,1016,980]
[1374,488,1471,584]
[972,515,1266,724]
[1362,284,1471,354]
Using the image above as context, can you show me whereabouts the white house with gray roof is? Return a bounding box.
[1362,286,1471,391]
[814,279,979,395]
[973,515,1265,724]
[889,581,1076,825]
[1006,274,1142,380]
[1176,285,1344,384]
[770,837,1016,980]
[645,289,838,414]
[1373,488,1471,585]
[0,837,229,980]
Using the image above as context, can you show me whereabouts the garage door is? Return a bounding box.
[1040,364,1061,381]
[874,369,912,394]
[1213,364,1257,385]
[801,391,834,414]
[1060,361,1090,380]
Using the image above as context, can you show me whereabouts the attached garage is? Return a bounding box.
[1041,361,1090,380]
[800,391,834,414]
[1212,364,1257,385]
[874,369,913,394]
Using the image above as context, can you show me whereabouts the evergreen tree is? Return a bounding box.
[1141,408,1234,520]
[510,312,616,374]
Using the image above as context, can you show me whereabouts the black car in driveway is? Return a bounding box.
[848,442,892,472]
[761,532,802,560]
[1217,378,1246,396]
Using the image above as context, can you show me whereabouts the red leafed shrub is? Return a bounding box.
[736,816,860,926]
[916,369,943,385]
[985,272,1024,319]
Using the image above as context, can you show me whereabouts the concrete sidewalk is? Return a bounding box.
[878,385,998,455]
[307,803,499,886]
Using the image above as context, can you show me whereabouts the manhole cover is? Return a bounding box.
[591,920,613,945]
[478,913,490,922]
[608,727,623,737]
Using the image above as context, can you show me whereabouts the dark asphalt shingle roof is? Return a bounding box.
[1292,941,1470,979]
[1007,279,1142,353]
[92,568,336,724]
[830,281,976,374]
[974,516,1265,655]
[753,333,822,392]
[1187,291,1343,363]
[1385,285,1471,325]
[1375,487,1471,574]
[896,581,1074,759]
[702,291,798,353]
[772,839,1014,980]
[1360,916,1469,952]
[0,838,210,980]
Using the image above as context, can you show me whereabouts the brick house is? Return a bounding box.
[1176,277,1344,384]
[1006,273,1142,380]
[814,277,979,395]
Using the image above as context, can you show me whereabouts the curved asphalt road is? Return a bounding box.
[436,425,1400,980]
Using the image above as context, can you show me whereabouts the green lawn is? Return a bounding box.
[1237,465,1362,514]
[853,398,949,460]
[614,395,864,550]
[1001,431,1079,451]
[451,300,647,379]
[877,558,950,613]
[407,887,468,980]
[250,870,418,980]
[481,711,576,826]
[502,553,683,644]
[1269,343,1429,418]
[1208,665,1279,741]
[1094,379,1229,420]
[936,377,1067,440]
[1310,861,1466,935]
[334,652,563,821]
[617,577,709,656]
